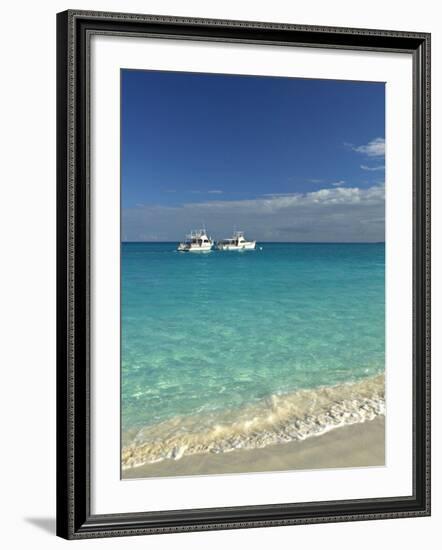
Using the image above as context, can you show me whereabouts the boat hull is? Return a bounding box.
[177,244,213,252]
[216,241,256,251]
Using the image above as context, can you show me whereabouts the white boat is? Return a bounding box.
[216,231,256,251]
[177,229,214,252]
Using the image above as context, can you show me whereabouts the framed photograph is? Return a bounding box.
[56,10,431,539]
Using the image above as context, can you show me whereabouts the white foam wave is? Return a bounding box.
[122,374,384,470]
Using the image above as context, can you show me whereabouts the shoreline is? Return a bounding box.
[122,373,385,470]
[123,416,385,479]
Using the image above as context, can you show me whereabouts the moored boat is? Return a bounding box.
[216,231,256,251]
[177,229,214,252]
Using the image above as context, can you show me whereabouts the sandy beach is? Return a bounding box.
[123,416,384,479]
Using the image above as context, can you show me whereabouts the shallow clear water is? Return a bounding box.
[122,242,385,459]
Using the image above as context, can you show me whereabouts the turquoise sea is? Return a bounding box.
[122,242,385,468]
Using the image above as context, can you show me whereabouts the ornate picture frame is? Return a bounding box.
[56,10,430,539]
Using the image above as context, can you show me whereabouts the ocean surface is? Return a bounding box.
[121,242,385,468]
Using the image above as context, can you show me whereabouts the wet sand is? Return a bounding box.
[123,416,385,479]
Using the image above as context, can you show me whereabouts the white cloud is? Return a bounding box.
[123,184,385,242]
[360,164,385,172]
[351,137,385,157]
[190,189,223,195]
[331,180,345,187]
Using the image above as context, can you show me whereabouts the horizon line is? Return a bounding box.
[122,240,385,244]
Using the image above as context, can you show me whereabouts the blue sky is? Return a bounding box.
[121,69,385,242]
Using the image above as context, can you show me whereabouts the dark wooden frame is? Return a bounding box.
[56,9,431,539]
